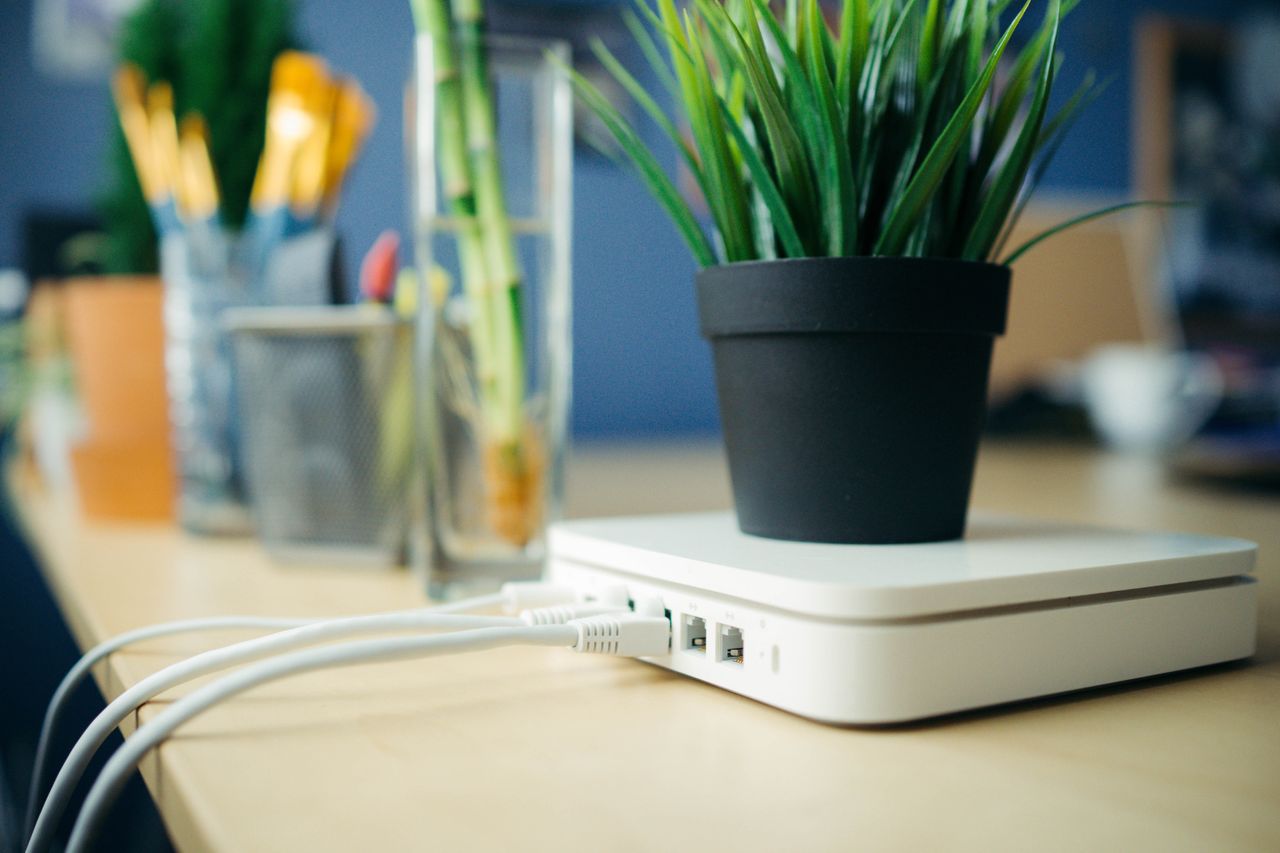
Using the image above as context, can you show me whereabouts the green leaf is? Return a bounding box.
[1038,68,1109,154]
[561,58,717,267]
[1002,201,1192,265]
[720,0,821,246]
[836,0,869,121]
[873,0,1031,256]
[623,9,680,99]
[717,98,808,257]
[739,0,831,195]
[975,0,1081,182]
[567,0,1101,267]
[962,0,1060,261]
[919,0,942,89]
[799,0,854,253]
[589,38,701,184]
[684,10,755,260]
[854,0,909,200]
[992,71,1108,256]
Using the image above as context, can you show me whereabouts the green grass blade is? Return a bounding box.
[919,0,941,90]
[717,98,807,257]
[1038,69,1109,153]
[962,0,1059,261]
[836,0,870,119]
[852,0,890,167]
[855,0,912,199]
[819,8,837,80]
[801,0,855,254]
[740,0,822,105]
[740,0,829,161]
[692,2,743,99]
[992,71,1107,256]
[590,38,702,183]
[1002,201,1191,265]
[873,0,1031,256]
[623,8,680,99]
[723,0,821,241]
[975,30,1047,179]
[941,0,971,55]
[561,59,717,266]
[967,0,988,78]
[975,0,1080,182]
[655,0,742,259]
[684,11,755,260]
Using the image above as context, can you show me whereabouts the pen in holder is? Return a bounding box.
[227,306,414,565]
[161,229,334,534]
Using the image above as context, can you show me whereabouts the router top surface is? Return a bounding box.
[549,512,1256,620]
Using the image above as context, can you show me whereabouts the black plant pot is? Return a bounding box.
[697,256,1011,545]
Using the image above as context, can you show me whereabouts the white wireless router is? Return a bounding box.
[547,512,1257,724]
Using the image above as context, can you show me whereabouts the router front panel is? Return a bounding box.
[547,515,1258,725]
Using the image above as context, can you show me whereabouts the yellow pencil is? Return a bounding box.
[321,78,377,216]
[251,51,330,214]
[145,81,181,206]
[178,115,220,223]
[111,65,161,203]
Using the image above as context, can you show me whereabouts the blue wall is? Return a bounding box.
[0,0,1262,437]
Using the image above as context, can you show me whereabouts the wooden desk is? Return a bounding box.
[12,442,1280,851]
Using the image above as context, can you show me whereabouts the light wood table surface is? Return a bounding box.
[11,441,1280,852]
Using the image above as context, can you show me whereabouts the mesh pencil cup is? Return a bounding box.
[226,307,415,566]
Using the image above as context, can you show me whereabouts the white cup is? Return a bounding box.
[1081,344,1223,452]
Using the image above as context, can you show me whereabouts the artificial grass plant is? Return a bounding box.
[572,0,1156,267]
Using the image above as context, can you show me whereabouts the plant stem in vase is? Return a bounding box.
[412,0,541,549]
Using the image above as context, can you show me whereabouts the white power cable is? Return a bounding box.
[24,615,315,839]
[62,615,670,853]
[23,583,575,843]
[24,610,519,853]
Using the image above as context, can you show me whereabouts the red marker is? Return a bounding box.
[358,230,399,304]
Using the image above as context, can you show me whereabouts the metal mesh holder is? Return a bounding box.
[226,307,414,566]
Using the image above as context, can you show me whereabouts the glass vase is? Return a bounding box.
[410,34,572,595]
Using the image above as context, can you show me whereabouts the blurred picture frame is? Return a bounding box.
[1134,14,1280,358]
[1136,14,1280,478]
[31,0,140,80]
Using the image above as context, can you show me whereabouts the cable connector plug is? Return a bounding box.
[499,582,577,613]
[519,602,628,626]
[569,614,671,657]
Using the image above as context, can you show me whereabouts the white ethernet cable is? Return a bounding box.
[23,611,513,852]
[24,615,314,838]
[25,584,597,853]
[61,615,670,853]
[23,581,577,842]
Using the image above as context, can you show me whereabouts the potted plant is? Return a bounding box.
[570,0,1162,543]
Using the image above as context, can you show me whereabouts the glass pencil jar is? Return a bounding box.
[160,229,334,535]
[410,34,572,595]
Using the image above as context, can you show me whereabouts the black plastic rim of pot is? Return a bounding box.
[697,256,1011,545]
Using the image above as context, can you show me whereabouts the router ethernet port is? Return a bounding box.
[720,625,744,664]
[684,616,707,652]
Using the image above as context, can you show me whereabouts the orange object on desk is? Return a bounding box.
[63,277,174,520]
[68,437,174,520]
